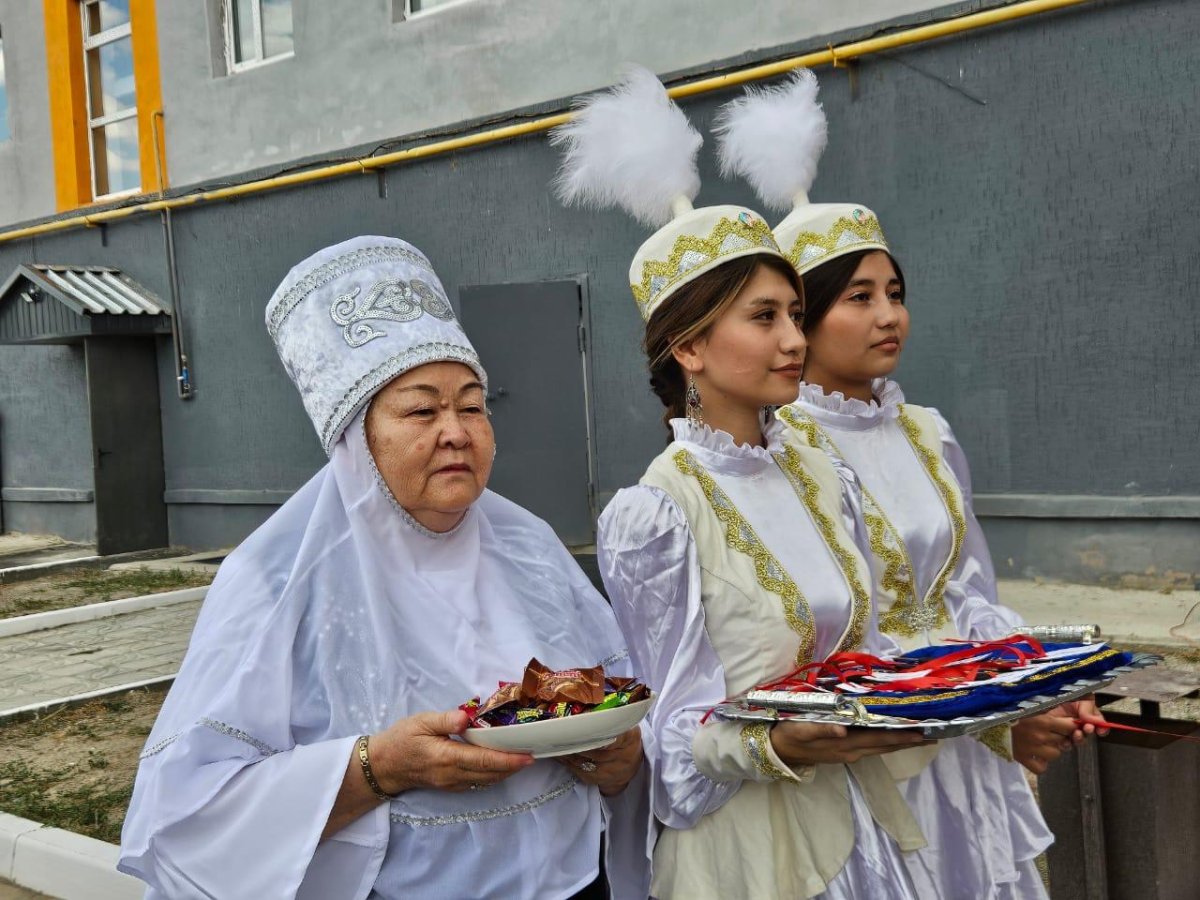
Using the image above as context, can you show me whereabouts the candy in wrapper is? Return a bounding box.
[477,681,524,717]
[521,658,606,706]
[462,658,648,728]
[593,691,630,711]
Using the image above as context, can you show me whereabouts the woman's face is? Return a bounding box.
[365,361,494,533]
[677,262,807,411]
[804,250,909,387]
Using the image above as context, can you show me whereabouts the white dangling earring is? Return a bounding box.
[685,375,704,426]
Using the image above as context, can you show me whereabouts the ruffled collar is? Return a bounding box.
[794,378,905,428]
[670,415,786,476]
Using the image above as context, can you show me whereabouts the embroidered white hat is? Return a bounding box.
[552,66,784,322]
[714,70,889,275]
[265,236,486,454]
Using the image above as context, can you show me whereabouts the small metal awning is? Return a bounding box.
[0,264,172,345]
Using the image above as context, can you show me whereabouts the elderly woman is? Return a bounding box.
[118,237,648,900]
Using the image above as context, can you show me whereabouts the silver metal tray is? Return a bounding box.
[712,652,1161,739]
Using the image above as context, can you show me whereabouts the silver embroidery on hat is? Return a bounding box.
[268,244,434,338]
[331,277,455,348]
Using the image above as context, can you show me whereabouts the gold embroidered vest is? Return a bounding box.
[639,434,926,900]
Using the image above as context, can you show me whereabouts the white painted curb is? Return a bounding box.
[0,556,101,580]
[0,586,208,639]
[0,812,142,900]
[0,674,177,723]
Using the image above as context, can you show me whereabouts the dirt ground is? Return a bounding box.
[0,688,166,844]
[0,567,212,620]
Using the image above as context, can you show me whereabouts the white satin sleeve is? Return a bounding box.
[597,486,808,831]
[929,410,1024,641]
[120,731,385,900]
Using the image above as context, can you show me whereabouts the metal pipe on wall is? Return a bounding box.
[0,0,1095,245]
[151,110,192,400]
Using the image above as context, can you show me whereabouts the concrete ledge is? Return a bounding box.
[0,674,176,724]
[163,488,294,505]
[0,586,207,639]
[0,489,94,503]
[0,812,142,900]
[0,547,184,585]
[975,494,1200,519]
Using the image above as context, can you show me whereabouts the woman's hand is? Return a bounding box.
[1060,695,1109,737]
[1013,696,1108,775]
[1012,709,1078,774]
[557,727,644,796]
[370,710,534,794]
[769,721,930,767]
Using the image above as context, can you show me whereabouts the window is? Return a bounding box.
[0,27,9,143]
[82,0,138,197]
[225,0,294,71]
[401,0,474,16]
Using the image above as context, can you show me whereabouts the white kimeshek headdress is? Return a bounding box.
[265,235,487,454]
[715,70,889,275]
[552,66,785,322]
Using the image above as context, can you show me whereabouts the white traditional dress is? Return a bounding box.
[118,237,650,900]
[781,379,1053,898]
[598,416,930,900]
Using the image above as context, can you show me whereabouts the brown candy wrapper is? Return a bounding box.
[476,681,524,717]
[520,658,606,706]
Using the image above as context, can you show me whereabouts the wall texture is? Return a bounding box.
[0,0,1196,583]
[0,0,55,224]
[157,0,956,190]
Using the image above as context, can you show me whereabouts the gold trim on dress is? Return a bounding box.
[974,724,1014,762]
[896,406,965,635]
[673,449,815,665]
[774,446,871,653]
[740,722,793,781]
[778,405,957,638]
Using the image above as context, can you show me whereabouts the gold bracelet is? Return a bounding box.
[356,734,397,802]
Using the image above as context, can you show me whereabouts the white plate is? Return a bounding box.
[462,696,653,758]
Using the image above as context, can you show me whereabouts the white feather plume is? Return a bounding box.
[713,69,827,212]
[551,66,702,227]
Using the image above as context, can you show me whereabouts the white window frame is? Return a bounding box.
[402,0,477,20]
[222,0,294,74]
[81,7,139,200]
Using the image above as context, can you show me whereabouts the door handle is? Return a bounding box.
[486,387,508,402]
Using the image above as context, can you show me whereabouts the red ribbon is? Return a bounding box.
[1075,715,1200,744]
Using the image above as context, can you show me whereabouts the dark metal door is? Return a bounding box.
[459,279,594,546]
[85,337,168,554]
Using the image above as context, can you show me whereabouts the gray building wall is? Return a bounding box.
[0,0,55,225]
[0,0,1196,585]
[160,0,953,190]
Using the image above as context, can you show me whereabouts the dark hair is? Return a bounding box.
[800,249,905,333]
[642,254,804,440]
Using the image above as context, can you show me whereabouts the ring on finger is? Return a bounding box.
[578,759,598,773]
[468,782,486,791]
